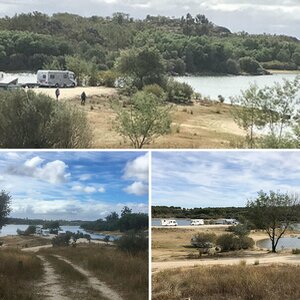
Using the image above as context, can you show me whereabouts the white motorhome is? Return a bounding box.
[37,70,77,87]
[190,219,204,226]
[42,229,50,236]
[161,219,178,226]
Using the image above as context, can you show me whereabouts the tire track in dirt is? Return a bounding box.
[36,255,70,300]
[53,255,123,300]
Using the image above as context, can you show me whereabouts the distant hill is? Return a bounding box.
[0,12,299,74]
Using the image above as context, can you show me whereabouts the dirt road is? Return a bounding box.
[37,255,70,300]
[152,253,300,273]
[54,255,123,300]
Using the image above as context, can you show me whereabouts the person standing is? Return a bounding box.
[81,91,86,105]
[55,88,60,101]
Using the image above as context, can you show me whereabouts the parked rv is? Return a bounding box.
[42,229,50,236]
[190,219,204,226]
[37,70,77,87]
[161,219,178,226]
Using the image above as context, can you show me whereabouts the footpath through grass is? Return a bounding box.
[40,243,148,300]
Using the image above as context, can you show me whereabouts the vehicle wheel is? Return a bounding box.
[63,84,67,88]
[55,83,59,87]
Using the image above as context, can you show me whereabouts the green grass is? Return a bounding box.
[0,249,43,300]
[153,265,300,300]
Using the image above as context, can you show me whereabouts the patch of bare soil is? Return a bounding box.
[54,255,123,300]
[152,253,300,273]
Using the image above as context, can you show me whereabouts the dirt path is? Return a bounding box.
[37,255,70,300]
[54,255,123,300]
[22,244,52,252]
[152,253,300,273]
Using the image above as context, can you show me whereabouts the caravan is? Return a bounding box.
[161,219,178,226]
[190,219,204,226]
[37,70,77,87]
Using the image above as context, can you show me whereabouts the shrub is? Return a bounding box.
[166,79,193,103]
[52,234,71,247]
[217,233,240,251]
[99,70,118,87]
[0,90,92,148]
[292,248,300,254]
[116,231,148,255]
[226,58,240,75]
[143,84,166,100]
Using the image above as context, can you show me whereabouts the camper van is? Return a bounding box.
[161,219,178,226]
[190,219,204,226]
[37,70,77,87]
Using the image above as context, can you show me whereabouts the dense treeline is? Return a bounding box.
[152,205,248,220]
[81,207,148,232]
[0,11,299,74]
[6,217,89,226]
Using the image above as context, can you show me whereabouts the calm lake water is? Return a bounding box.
[175,73,300,103]
[257,237,300,249]
[0,224,117,241]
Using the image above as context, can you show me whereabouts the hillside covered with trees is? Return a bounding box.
[0,11,300,76]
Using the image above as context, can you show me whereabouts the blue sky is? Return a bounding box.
[152,151,300,208]
[0,1,299,38]
[0,151,149,220]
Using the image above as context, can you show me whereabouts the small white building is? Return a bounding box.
[190,219,204,226]
[161,219,178,226]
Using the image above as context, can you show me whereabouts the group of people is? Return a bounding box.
[55,88,87,105]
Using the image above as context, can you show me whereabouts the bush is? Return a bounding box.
[292,248,300,254]
[0,90,92,148]
[226,58,240,75]
[217,233,254,251]
[143,84,166,100]
[99,70,118,87]
[52,234,71,247]
[191,233,217,248]
[166,79,194,104]
[116,231,148,255]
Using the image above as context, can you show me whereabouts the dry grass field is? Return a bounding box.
[152,264,300,300]
[33,87,245,148]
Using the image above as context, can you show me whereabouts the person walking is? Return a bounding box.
[55,88,60,101]
[81,91,86,105]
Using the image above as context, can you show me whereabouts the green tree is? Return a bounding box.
[116,47,166,89]
[121,206,132,217]
[231,84,265,148]
[114,91,172,148]
[239,56,264,74]
[0,191,11,229]
[247,190,300,253]
[191,233,216,256]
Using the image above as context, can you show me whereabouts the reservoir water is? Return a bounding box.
[257,237,300,249]
[175,73,300,103]
[0,224,117,241]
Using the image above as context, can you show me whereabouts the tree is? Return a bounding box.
[247,190,300,253]
[239,56,264,74]
[121,206,132,217]
[231,84,265,148]
[114,91,172,148]
[0,191,11,229]
[116,47,166,89]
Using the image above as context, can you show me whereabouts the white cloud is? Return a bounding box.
[98,186,106,193]
[123,181,148,196]
[123,153,149,182]
[79,174,92,181]
[84,186,96,193]
[7,156,70,184]
[71,184,102,193]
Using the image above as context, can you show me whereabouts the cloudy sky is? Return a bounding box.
[0,0,299,38]
[0,151,149,220]
[152,151,300,208]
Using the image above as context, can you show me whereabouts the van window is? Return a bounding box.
[42,75,46,79]
[63,74,67,79]
[50,75,55,79]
